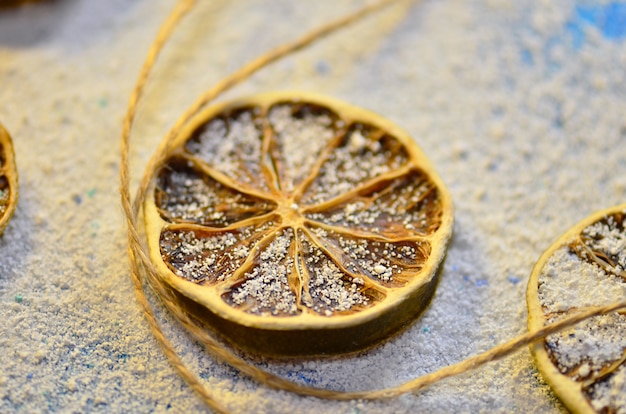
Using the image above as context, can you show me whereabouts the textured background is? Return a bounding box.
[1,0,625,412]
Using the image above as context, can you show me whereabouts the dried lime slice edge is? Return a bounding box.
[527,202,626,413]
[143,91,453,355]
[0,122,18,235]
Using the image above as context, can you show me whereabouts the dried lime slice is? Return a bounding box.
[144,92,453,356]
[0,123,17,235]
[527,204,626,413]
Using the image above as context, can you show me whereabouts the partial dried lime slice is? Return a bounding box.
[0,123,17,235]
[527,204,626,413]
[144,92,453,356]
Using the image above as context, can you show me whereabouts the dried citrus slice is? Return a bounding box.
[143,92,453,356]
[527,204,626,413]
[0,122,17,235]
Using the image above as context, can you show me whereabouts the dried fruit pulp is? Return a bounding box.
[144,92,453,356]
[527,204,626,413]
[0,123,17,235]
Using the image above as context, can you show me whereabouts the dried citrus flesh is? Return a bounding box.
[144,92,453,356]
[0,123,17,235]
[527,204,626,413]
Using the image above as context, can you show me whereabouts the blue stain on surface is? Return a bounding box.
[578,2,626,39]
[566,2,626,48]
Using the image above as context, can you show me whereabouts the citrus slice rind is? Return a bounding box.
[0,123,17,235]
[144,91,453,356]
[527,203,626,413]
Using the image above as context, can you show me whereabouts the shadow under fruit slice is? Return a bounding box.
[527,204,626,413]
[0,123,17,235]
[143,92,453,356]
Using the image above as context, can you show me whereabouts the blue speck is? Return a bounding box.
[554,114,564,129]
[463,275,470,282]
[422,326,430,333]
[72,194,82,205]
[451,264,458,271]
[520,49,534,65]
[508,276,521,285]
[287,370,316,385]
[475,279,489,287]
[297,373,313,384]
[26,373,33,380]
[315,60,331,75]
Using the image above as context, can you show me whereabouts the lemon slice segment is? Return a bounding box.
[144,92,453,356]
[0,123,17,235]
[527,204,626,413]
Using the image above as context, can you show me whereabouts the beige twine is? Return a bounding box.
[120,1,626,412]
